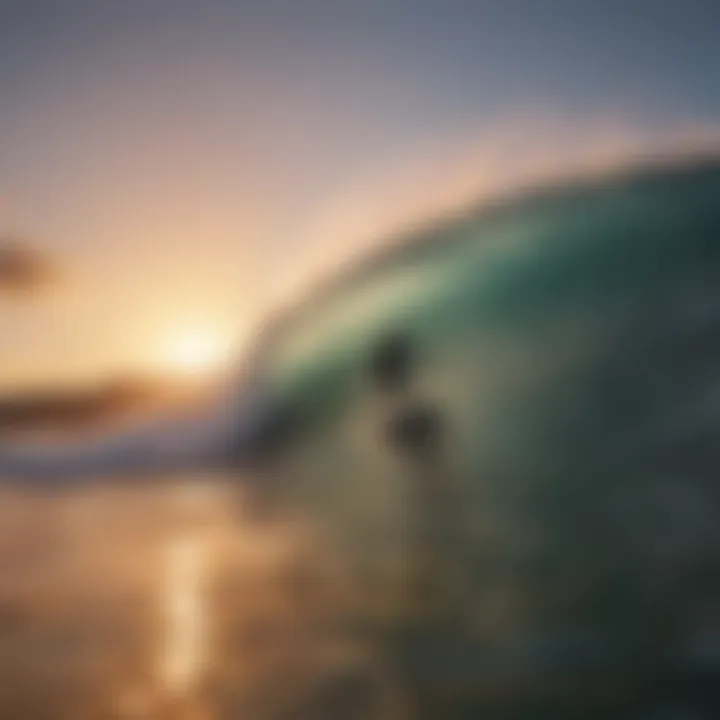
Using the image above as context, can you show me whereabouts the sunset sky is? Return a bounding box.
[1,0,719,388]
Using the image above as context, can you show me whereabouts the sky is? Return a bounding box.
[0,0,719,388]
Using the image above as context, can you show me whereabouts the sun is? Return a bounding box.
[164,328,230,376]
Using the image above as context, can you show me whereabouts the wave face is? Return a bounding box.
[249,159,720,716]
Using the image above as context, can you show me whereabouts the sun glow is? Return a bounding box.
[162,328,232,376]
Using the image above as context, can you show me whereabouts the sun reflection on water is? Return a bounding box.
[161,533,207,697]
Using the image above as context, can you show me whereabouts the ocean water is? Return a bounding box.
[0,477,397,720]
[2,162,720,718]
[1,471,716,720]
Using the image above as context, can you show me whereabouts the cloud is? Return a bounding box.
[0,241,59,293]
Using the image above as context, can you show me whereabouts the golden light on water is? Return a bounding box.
[161,533,208,696]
